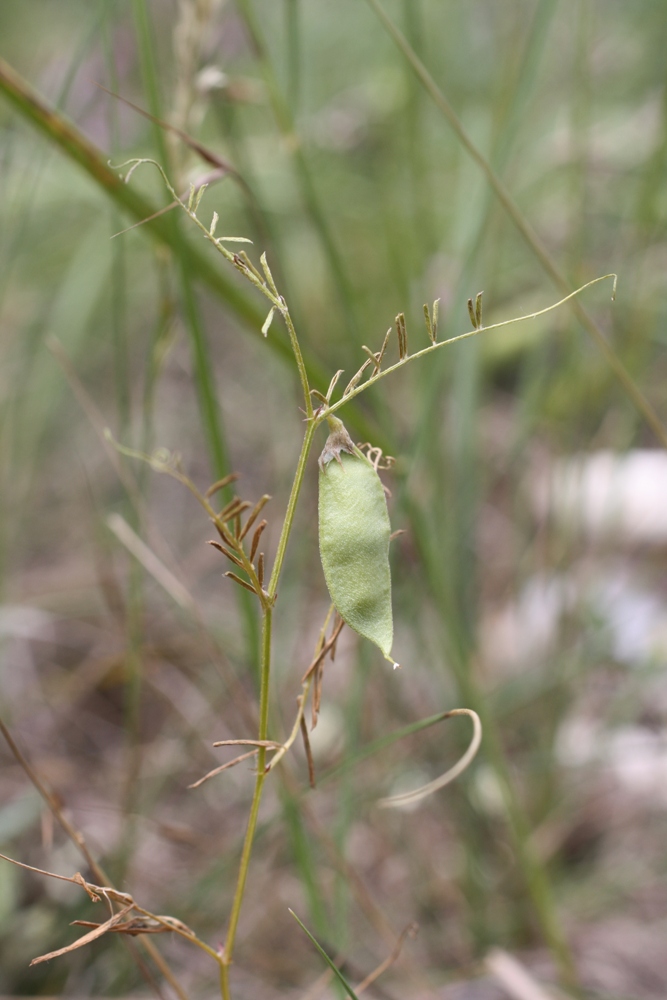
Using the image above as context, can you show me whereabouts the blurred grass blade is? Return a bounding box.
[289,909,361,1000]
[409,0,560,476]
[0,57,270,344]
[320,706,475,787]
[364,0,667,449]
[235,0,359,340]
[131,0,259,665]
[11,223,112,467]
[106,513,197,613]
[280,787,329,938]
[0,59,385,434]
[130,0,231,482]
[285,0,301,112]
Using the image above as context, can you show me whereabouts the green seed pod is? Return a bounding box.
[318,417,397,667]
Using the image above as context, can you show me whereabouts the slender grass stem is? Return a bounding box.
[268,420,317,597]
[221,415,317,998]
[220,608,271,1000]
[178,257,232,478]
[282,307,313,419]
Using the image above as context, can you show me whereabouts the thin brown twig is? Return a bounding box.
[95,83,241,180]
[312,659,324,729]
[354,921,419,995]
[212,738,282,748]
[300,716,316,789]
[0,717,190,1000]
[0,851,222,970]
[301,616,345,682]
[266,608,340,776]
[188,749,259,789]
[31,904,136,966]
[277,766,438,1000]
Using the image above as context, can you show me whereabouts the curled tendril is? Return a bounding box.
[377,708,482,809]
[356,442,395,472]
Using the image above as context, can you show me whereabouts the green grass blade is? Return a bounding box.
[0,57,266,340]
[408,0,560,479]
[279,786,329,937]
[235,0,360,341]
[363,0,667,450]
[319,708,464,787]
[131,0,228,486]
[289,909,361,1000]
[131,0,260,667]
[0,58,396,447]
[285,0,301,112]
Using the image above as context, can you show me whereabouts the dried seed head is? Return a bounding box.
[318,416,356,471]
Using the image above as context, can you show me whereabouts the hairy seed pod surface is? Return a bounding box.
[318,418,396,665]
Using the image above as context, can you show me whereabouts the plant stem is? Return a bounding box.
[220,608,271,1000]
[282,307,313,420]
[326,275,616,415]
[220,418,318,998]
[268,420,317,597]
[215,275,612,995]
[0,58,267,334]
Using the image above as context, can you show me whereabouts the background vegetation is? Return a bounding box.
[1,0,666,997]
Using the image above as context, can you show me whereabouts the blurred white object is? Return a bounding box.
[480,572,575,673]
[533,449,667,544]
[557,719,667,807]
[486,947,557,1000]
[590,570,667,664]
[0,604,54,640]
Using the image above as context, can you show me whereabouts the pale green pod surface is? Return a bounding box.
[318,427,394,662]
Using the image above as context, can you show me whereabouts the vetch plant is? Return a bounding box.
[0,155,617,1000]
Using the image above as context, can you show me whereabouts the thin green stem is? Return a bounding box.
[282,307,313,419]
[220,417,318,998]
[326,274,617,416]
[268,420,317,596]
[221,608,271,1000]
